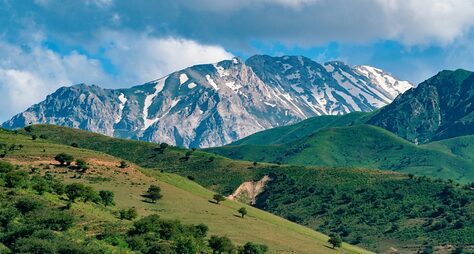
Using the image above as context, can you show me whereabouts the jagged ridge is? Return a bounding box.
[2,55,412,148]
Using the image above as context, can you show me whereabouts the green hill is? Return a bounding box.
[423,135,474,162]
[0,128,368,254]
[231,112,372,146]
[207,124,474,183]
[15,124,474,253]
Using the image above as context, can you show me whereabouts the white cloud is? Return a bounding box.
[177,0,474,46]
[375,0,474,45]
[0,40,111,121]
[0,31,233,121]
[97,31,234,84]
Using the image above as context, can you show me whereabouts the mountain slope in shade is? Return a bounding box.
[368,69,474,143]
[2,55,413,148]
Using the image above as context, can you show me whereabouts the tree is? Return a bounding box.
[118,207,138,220]
[31,175,49,195]
[238,207,247,218]
[193,223,209,238]
[15,197,44,214]
[213,194,225,205]
[160,143,169,150]
[145,185,162,203]
[184,151,193,160]
[5,170,28,188]
[0,206,18,227]
[158,143,169,154]
[208,235,234,254]
[175,237,197,254]
[328,235,342,249]
[75,159,89,172]
[65,183,87,202]
[99,190,115,206]
[54,153,74,166]
[119,160,128,169]
[65,183,98,203]
[0,160,14,173]
[239,242,268,254]
[452,247,465,254]
[129,214,161,234]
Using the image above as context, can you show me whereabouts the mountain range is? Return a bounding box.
[206,69,474,183]
[1,55,412,148]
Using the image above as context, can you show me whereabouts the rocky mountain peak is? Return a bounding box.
[2,55,413,148]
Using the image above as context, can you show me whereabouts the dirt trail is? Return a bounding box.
[228,175,271,205]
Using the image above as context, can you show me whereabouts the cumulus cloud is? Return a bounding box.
[95,0,474,47]
[375,0,474,45]
[0,31,233,121]
[0,39,111,121]
[97,31,234,85]
[8,0,474,47]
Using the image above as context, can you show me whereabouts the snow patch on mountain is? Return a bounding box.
[206,75,219,91]
[179,73,189,85]
[115,93,128,123]
[142,78,166,130]
[355,65,413,98]
[187,82,197,89]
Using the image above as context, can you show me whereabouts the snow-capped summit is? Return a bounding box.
[2,55,413,148]
[354,65,413,99]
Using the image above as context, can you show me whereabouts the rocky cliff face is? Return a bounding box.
[2,55,413,148]
[369,69,474,143]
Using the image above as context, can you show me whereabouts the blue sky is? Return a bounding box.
[1,0,474,121]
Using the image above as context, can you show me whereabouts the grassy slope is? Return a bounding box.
[207,125,474,183]
[423,135,474,162]
[0,128,369,254]
[16,125,474,252]
[231,111,372,146]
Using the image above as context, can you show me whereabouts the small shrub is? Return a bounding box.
[54,153,74,166]
[0,160,14,173]
[75,159,89,172]
[99,190,115,206]
[119,207,138,220]
[239,242,268,254]
[328,235,342,249]
[208,235,234,254]
[145,185,162,203]
[15,197,44,214]
[5,170,28,188]
[213,194,225,204]
[238,207,248,218]
[119,161,128,169]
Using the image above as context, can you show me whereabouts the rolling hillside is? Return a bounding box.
[15,124,474,253]
[207,124,474,183]
[230,112,372,146]
[0,128,369,254]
